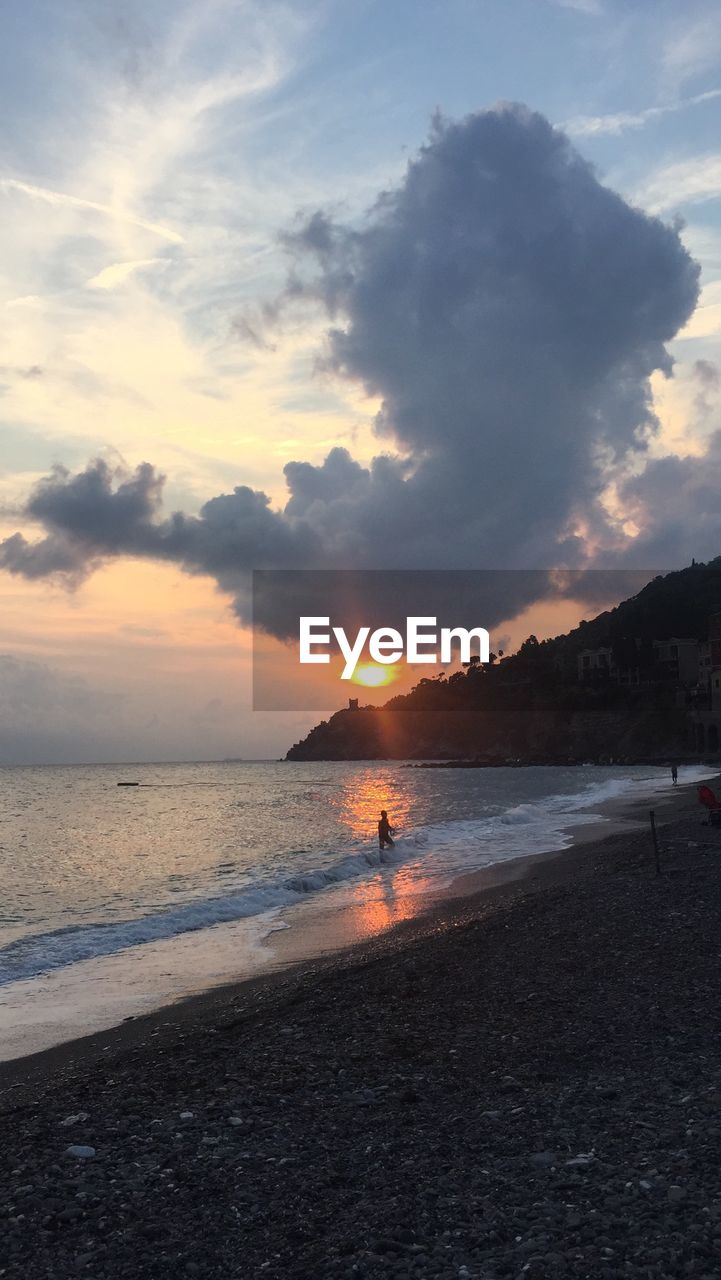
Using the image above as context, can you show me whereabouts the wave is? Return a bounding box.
[0,845,404,986]
[0,765,714,986]
[393,764,718,878]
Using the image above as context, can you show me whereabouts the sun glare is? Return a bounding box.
[351,663,398,688]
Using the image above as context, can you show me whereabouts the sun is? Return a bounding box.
[351,663,398,688]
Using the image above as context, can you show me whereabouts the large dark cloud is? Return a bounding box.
[0,103,704,634]
[617,430,721,565]
[280,105,699,566]
[0,457,319,603]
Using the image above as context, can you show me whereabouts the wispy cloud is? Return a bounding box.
[635,153,721,215]
[662,12,721,92]
[550,0,603,13]
[0,178,185,244]
[0,0,376,510]
[565,88,721,137]
[87,259,169,290]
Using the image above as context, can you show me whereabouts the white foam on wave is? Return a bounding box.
[0,845,403,985]
[0,765,714,985]
[396,763,719,885]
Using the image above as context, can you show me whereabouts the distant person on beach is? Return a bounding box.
[378,810,396,850]
[672,765,678,785]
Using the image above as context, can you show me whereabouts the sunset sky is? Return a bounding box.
[1,0,721,763]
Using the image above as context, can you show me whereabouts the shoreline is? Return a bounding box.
[0,775,700,1090]
[3,779,721,1277]
[0,769,674,1069]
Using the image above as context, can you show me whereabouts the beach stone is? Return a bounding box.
[500,1076,523,1092]
[57,1205,83,1221]
[65,1146,96,1160]
[351,1088,377,1106]
[60,1113,89,1127]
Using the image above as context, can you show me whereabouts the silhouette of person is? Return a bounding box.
[671,764,678,785]
[378,810,395,850]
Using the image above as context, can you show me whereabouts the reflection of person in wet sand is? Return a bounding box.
[378,810,396,850]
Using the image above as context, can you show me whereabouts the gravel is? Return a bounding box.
[2,802,721,1278]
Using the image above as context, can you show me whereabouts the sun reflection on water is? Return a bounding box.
[337,771,414,841]
[329,771,436,940]
[342,862,438,939]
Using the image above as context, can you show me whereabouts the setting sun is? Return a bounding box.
[351,663,399,688]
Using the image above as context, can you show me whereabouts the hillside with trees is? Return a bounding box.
[285,560,721,763]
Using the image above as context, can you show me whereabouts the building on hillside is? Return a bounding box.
[698,640,712,691]
[690,711,720,753]
[579,637,701,688]
[688,615,721,752]
[711,614,721,669]
[577,647,616,682]
[652,637,700,686]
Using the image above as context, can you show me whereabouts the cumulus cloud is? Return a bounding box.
[0,104,703,632]
[618,430,721,565]
[0,455,320,614]
[279,105,697,561]
[691,357,720,421]
[0,461,166,584]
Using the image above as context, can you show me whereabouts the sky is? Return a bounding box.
[1,0,720,763]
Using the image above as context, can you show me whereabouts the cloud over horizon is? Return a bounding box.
[0,104,707,633]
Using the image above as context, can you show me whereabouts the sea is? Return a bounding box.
[0,760,714,1061]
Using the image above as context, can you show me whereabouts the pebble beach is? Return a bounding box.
[2,784,721,1279]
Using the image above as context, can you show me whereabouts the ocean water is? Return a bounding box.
[0,760,712,1057]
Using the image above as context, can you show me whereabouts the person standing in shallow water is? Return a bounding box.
[672,765,678,785]
[378,810,396,850]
